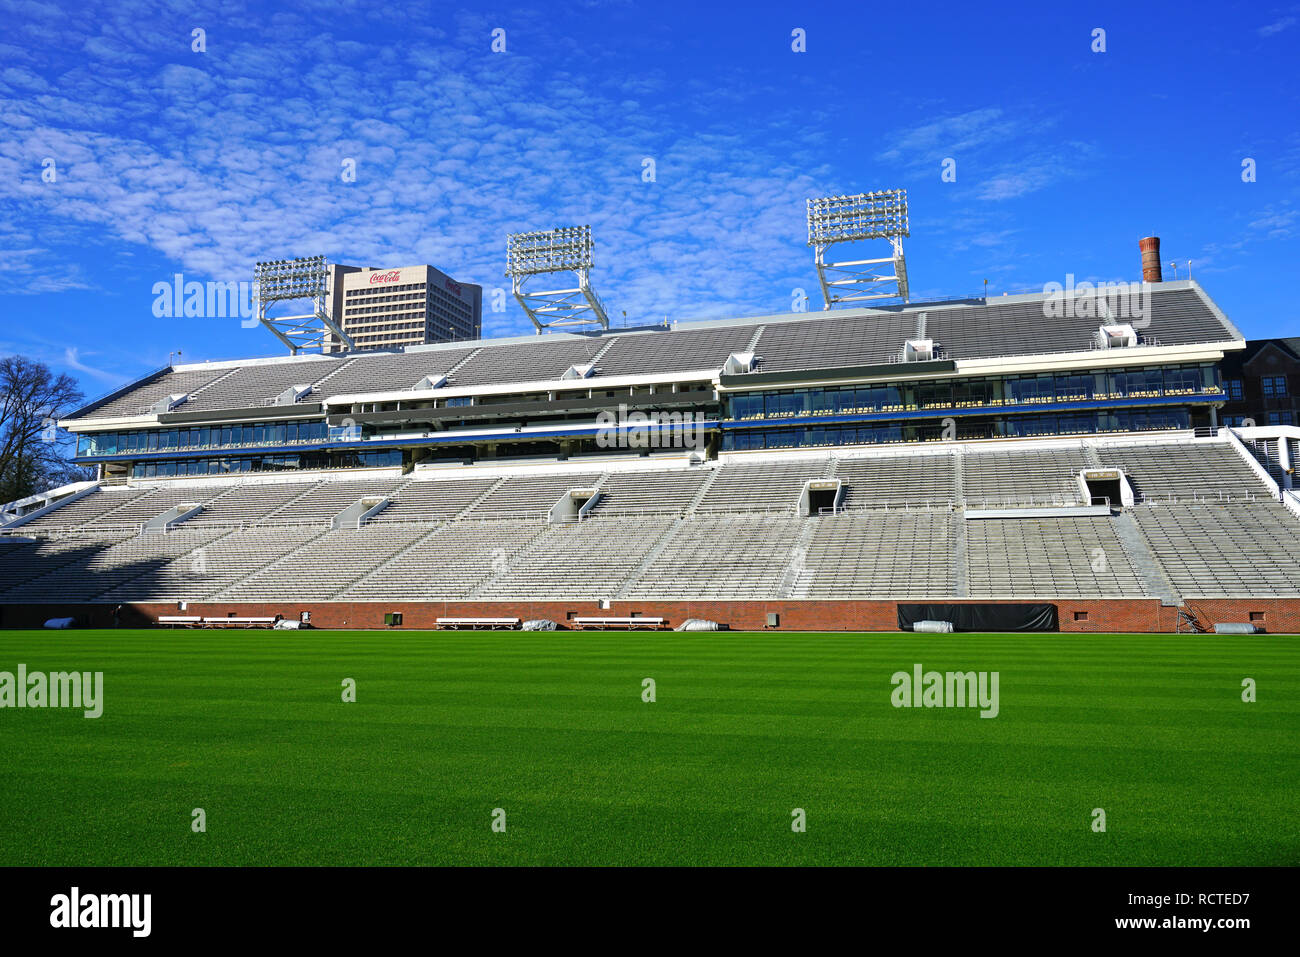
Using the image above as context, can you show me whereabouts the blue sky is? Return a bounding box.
[2,0,1298,402]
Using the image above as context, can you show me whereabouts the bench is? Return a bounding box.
[435,617,522,630]
[199,616,280,629]
[572,616,667,631]
[157,615,203,628]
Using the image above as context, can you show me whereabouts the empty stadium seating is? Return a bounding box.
[586,469,709,515]
[1131,502,1300,597]
[961,448,1090,507]
[467,473,603,518]
[835,453,956,508]
[1100,443,1262,502]
[3,436,1298,605]
[68,284,1236,426]
[964,515,1145,598]
[623,515,805,599]
[695,459,828,512]
[792,511,954,598]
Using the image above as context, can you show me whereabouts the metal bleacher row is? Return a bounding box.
[1,438,1298,602]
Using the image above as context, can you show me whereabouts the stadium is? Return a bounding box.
[1,220,1298,870]
[1,242,1298,635]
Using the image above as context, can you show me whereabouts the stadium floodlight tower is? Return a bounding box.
[807,189,910,309]
[505,225,611,332]
[253,255,353,354]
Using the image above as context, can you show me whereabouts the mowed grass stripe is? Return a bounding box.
[0,630,1295,865]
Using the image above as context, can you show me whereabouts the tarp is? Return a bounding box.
[1213,623,1260,634]
[912,620,954,633]
[897,603,1058,632]
[675,619,720,631]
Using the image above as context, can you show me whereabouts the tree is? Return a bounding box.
[0,355,90,504]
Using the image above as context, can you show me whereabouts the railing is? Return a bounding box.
[18,523,144,539]
[834,500,956,513]
[1133,490,1261,506]
[83,434,333,458]
[733,387,1226,423]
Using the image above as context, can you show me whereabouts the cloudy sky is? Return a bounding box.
[2,0,1298,399]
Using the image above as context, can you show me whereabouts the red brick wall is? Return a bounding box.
[3,597,1297,632]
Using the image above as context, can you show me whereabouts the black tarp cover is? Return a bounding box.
[897,603,1058,632]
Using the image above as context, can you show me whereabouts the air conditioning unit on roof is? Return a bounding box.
[270,384,314,406]
[722,352,757,374]
[1097,323,1138,349]
[903,339,936,362]
[149,393,189,413]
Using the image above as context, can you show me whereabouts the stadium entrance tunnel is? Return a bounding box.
[1079,469,1133,508]
[549,488,600,524]
[799,479,842,517]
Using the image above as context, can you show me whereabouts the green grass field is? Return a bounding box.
[0,629,1296,866]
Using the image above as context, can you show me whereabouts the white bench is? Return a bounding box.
[572,616,667,631]
[157,615,203,628]
[435,617,521,630]
[199,616,280,629]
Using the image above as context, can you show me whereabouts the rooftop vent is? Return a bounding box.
[414,374,448,391]
[722,351,758,374]
[903,339,936,362]
[270,384,314,406]
[149,393,189,413]
[1096,323,1138,349]
[561,363,596,380]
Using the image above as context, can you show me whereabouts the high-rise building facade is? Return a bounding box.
[327,264,482,352]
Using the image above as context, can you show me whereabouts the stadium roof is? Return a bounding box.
[67,280,1242,424]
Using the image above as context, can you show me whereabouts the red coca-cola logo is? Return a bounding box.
[369,270,401,284]
[444,278,462,296]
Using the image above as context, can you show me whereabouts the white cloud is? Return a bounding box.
[0,0,841,337]
[1258,15,1297,36]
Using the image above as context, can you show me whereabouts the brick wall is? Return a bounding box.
[3,597,1297,632]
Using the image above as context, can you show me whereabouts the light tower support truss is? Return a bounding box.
[253,256,353,355]
[505,225,611,332]
[807,189,911,309]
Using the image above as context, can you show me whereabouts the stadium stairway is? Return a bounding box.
[681,467,722,516]
[1111,510,1181,604]
[950,509,969,598]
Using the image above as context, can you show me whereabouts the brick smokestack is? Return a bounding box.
[1140,236,1163,282]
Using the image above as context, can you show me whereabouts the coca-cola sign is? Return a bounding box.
[369,270,401,284]
[444,277,462,296]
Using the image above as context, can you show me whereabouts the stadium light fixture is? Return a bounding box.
[806,188,911,308]
[505,225,611,332]
[252,255,354,355]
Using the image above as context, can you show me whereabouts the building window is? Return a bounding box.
[1262,376,1288,397]
[1073,611,1089,622]
[1227,379,1244,400]
[1267,411,1294,426]
[1249,612,1265,622]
